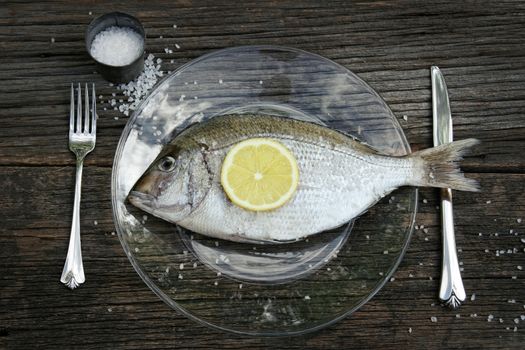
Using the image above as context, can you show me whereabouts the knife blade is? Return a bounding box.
[431,66,466,308]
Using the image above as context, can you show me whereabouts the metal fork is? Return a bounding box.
[60,83,96,289]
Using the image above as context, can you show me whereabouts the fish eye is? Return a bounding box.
[158,156,176,172]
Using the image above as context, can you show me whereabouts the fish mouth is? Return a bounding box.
[128,191,156,212]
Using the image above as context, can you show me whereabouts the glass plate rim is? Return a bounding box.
[111,45,418,336]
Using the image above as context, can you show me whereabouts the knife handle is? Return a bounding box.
[438,188,466,309]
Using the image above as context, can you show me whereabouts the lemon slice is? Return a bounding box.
[221,138,299,211]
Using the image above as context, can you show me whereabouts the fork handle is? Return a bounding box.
[438,188,466,308]
[60,156,86,289]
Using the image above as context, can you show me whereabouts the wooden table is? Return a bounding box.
[1,1,524,348]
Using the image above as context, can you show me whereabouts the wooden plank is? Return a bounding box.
[1,166,524,349]
[0,1,524,170]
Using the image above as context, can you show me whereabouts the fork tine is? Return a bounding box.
[70,83,75,133]
[91,83,96,134]
[84,83,89,133]
[76,83,82,133]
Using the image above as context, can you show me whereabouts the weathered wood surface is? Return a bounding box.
[1,0,524,349]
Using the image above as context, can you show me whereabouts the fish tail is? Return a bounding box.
[408,138,481,192]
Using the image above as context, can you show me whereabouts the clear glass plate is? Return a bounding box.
[111,45,417,336]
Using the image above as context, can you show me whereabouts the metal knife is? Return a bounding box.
[431,66,466,309]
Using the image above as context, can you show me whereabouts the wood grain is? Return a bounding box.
[1,0,524,349]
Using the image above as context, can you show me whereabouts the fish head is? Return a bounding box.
[128,142,211,222]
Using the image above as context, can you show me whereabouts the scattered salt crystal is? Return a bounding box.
[194,80,197,85]
[179,263,184,270]
[424,237,429,241]
[259,80,263,84]
[470,313,477,318]
[488,315,494,322]
[90,26,143,66]
[111,231,115,236]
[89,11,92,15]
[429,276,433,280]
[512,276,517,279]
[409,273,414,278]
[107,307,112,312]
[164,48,169,53]
[471,293,476,301]
[173,24,177,28]
[216,272,221,277]
[214,281,218,286]
[521,238,525,244]
[366,235,370,240]
[327,267,331,271]
[521,315,525,321]
[383,250,389,254]
[518,218,522,223]
[485,249,489,253]
[430,316,437,323]
[219,79,223,84]
[456,314,461,318]
[114,53,164,114]
[514,318,520,324]
[159,35,163,39]
[486,200,491,204]
[508,299,516,303]
[193,262,197,268]
[114,116,119,120]
[304,295,311,300]
[239,283,243,289]
[178,273,183,279]
[93,220,98,225]
[415,225,419,230]
[423,199,428,204]
[215,241,219,247]
[51,37,55,43]
[390,277,395,282]
[500,318,504,323]
[423,228,429,234]
[134,247,139,252]
[518,266,523,270]
[175,44,180,49]
[408,327,412,334]
[402,115,408,121]
[514,326,518,332]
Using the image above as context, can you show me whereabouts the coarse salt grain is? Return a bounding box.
[90,26,143,66]
[115,54,164,114]
[430,316,437,323]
